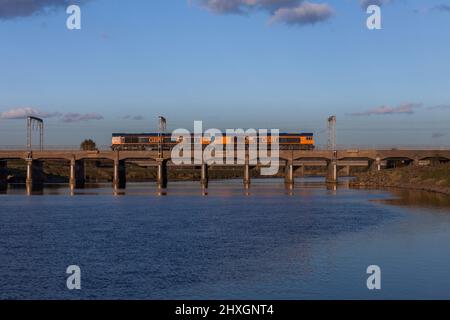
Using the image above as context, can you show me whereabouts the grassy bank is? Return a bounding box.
[350,164,450,196]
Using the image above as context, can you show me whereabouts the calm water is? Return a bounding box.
[1,178,450,300]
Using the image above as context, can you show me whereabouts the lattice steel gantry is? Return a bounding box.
[327,115,336,151]
[27,116,44,151]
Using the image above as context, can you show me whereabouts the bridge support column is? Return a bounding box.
[26,159,44,192]
[344,165,351,176]
[326,160,338,184]
[70,159,85,190]
[297,165,305,177]
[370,158,381,172]
[284,162,294,187]
[157,160,168,189]
[200,163,209,189]
[113,159,126,190]
[0,160,7,192]
[243,164,251,189]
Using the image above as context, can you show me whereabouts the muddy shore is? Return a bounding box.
[350,164,450,196]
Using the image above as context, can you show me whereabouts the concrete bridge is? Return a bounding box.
[0,149,449,192]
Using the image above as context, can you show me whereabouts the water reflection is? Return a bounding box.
[2,179,450,211]
[381,188,450,209]
[2,177,450,299]
[157,189,168,196]
[5,178,333,197]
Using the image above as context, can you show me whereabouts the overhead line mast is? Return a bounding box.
[27,116,44,151]
[327,115,336,151]
[158,116,167,159]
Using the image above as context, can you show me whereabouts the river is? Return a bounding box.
[1,178,450,299]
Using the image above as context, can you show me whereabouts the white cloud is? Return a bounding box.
[0,107,103,123]
[61,113,104,123]
[0,107,60,119]
[0,0,90,20]
[349,103,422,116]
[123,114,145,121]
[195,0,334,26]
[269,2,334,26]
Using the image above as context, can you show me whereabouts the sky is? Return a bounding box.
[0,0,450,148]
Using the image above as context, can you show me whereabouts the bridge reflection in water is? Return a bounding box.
[0,149,449,195]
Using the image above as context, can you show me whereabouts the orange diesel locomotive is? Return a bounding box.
[111,132,315,151]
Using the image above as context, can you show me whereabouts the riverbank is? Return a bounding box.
[350,163,450,196]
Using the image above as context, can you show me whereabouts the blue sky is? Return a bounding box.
[0,0,450,147]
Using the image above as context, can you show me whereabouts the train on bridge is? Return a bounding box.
[111,133,315,151]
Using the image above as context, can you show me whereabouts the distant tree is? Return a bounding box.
[80,139,97,151]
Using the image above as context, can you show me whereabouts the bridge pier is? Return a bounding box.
[113,159,126,190]
[26,159,44,192]
[0,160,7,192]
[326,160,338,184]
[284,162,294,187]
[70,159,85,190]
[157,160,168,189]
[296,165,305,177]
[243,162,251,188]
[200,163,209,189]
[370,158,381,171]
[343,165,351,176]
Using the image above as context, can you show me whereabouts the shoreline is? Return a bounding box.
[350,182,450,197]
[350,164,450,197]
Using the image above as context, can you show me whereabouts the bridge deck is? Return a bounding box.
[1,149,449,162]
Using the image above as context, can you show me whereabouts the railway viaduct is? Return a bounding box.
[0,149,449,192]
